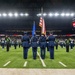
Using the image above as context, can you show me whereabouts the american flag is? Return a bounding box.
[39,17,46,35]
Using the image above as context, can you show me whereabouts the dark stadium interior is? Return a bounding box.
[0,0,75,35]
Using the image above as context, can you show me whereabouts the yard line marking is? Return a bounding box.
[37,52,46,67]
[59,61,67,67]
[3,61,11,67]
[24,61,27,67]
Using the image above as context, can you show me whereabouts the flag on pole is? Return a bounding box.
[39,17,46,35]
[32,21,36,36]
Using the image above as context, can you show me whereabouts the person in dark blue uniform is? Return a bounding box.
[31,33,38,59]
[21,32,30,59]
[48,32,55,59]
[39,34,46,59]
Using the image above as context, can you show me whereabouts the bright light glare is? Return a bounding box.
[37,13,47,16]
[54,13,59,17]
[20,13,24,16]
[70,13,74,17]
[37,13,42,16]
[3,13,7,17]
[24,13,29,16]
[65,13,70,16]
[14,13,18,17]
[61,13,65,17]
[0,14,1,17]
[49,13,53,17]
[8,13,13,17]
[43,13,47,16]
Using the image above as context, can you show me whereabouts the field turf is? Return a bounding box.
[0,46,75,69]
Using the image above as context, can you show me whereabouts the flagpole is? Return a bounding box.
[33,21,35,34]
[41,7,43,35]
[41,7,43,17]
[41,7,46,35]
[32,21,35,36]
[34,21,35,25]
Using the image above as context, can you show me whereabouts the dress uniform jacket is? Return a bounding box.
[31,35,38,59]
[22,33,30,59]
[48,35,55,47]
[48,34,55,59]
[22,35,30,48]
[31,36,38,47]
[39,36,46,48]
[39,35,46,59]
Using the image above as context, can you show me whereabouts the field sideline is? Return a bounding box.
[0,46,75,69]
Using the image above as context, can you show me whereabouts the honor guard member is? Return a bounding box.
[31,33,38,59]
[65,38,70,52]
[48,32,55,59]
[22,32,30,59]
[5,36,11,52]
[39,34,46,59]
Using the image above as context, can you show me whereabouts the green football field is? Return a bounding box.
[0,46,75,69]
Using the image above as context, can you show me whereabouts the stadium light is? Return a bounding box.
[20,13,24,16]
[65,13,70,17]
[60,13,65,17]
[37,13,42,16]
[0,13,1,17]
[37,13,47,17]
[54,13,59,17]
[14,13,19,17]
[49,13,53,17]
[70,13,74,17]
[8,13,13,17]
[3,13,7,17]
[43,13,47,16]
[24,13,29,16]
